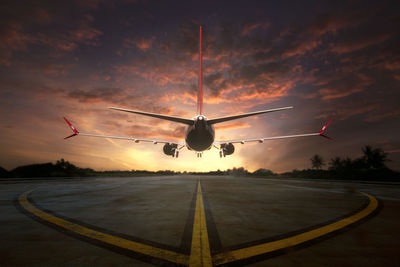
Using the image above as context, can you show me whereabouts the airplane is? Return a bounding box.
[64,26,332,158]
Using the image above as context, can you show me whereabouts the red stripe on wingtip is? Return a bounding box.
[64,133,77,139]
[319,117,333,134]
[320,133,333,140]
[64,117,79,134]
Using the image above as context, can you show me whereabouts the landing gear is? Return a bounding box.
[219,150,225,158]
[172,149,179,158]
[196,152,203,158]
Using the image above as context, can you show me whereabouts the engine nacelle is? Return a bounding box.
[221,143,235,156]
[163,143,178,156]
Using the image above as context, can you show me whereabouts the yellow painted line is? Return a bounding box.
[213,192,379,265]
[189,181,212,267]
[18,191,188,265]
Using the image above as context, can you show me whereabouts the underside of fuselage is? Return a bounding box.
[185,119,215,151]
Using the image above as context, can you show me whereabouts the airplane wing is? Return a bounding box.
[207,106,293,125]
[214,118,333,145]
[108,107,194,125]
[63,117,185,146]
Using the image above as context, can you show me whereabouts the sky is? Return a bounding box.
[0,0,399,172]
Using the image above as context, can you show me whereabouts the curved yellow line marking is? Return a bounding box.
[18,189,378,267]
[18,191,188,265]
[213,192,379,265]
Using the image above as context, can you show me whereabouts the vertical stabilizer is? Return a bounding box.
[197,26,203,115]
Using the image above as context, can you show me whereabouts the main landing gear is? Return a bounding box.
[196,152,203,158]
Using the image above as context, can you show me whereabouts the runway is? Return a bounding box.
[1,176,399,266]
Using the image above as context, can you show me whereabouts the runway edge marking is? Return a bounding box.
[213,192,379,265]
[17,190,188,265]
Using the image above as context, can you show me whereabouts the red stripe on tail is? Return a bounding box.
[198,26,203,115]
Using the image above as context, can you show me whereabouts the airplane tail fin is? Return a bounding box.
[197,25,203,115]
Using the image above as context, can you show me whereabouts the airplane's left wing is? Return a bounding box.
[63,117,185,146]
[215,118,333,146]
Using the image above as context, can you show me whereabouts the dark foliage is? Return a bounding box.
[310,154,325,170]
[2,146,399,181]
[0,166,9,178]
[284,146,399,181]
[10,159,95,178]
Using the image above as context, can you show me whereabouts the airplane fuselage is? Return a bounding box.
[185,116,215,151]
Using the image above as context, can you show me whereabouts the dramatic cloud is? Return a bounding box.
[0,1,399,172]
[124,36,156,51]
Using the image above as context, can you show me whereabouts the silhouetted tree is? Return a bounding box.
[329,157,343,171]
[0,166,9,178]
[362,145,389,169]
[253,168,275,177]
[310,154,325,170]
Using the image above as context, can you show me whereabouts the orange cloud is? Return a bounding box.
[125,124,185,141]
[214,122,250,130]
[365,110,400,123]
[124,36,156,51]
[0,22,32,65]
[241,22,269,36]
[319,87,362,100]
[330,34,391,54]
[43,64,68,76]
[282,40,321,58]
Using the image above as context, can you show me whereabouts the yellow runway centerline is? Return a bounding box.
[189,181,213,267]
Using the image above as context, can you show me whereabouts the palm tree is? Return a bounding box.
[311,154,325,170]
[362,145,389,169]
[329,157,343,171]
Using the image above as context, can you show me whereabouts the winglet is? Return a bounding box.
[319,118,333,139]
[63,117,79,139]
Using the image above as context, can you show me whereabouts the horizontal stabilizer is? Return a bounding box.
[108,107,194,125]
[207,106,293,125]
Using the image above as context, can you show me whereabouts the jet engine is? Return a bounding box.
[220,143,234,157]
[163,143,178,157]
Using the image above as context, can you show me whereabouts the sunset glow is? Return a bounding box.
[0,1,399,172]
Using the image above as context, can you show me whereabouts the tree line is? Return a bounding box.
[310,145,389,171]
[0,145,398,181]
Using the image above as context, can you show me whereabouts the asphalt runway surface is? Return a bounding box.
[1,175,399,266]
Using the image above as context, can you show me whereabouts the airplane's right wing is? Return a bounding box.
[215,118,333,146]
